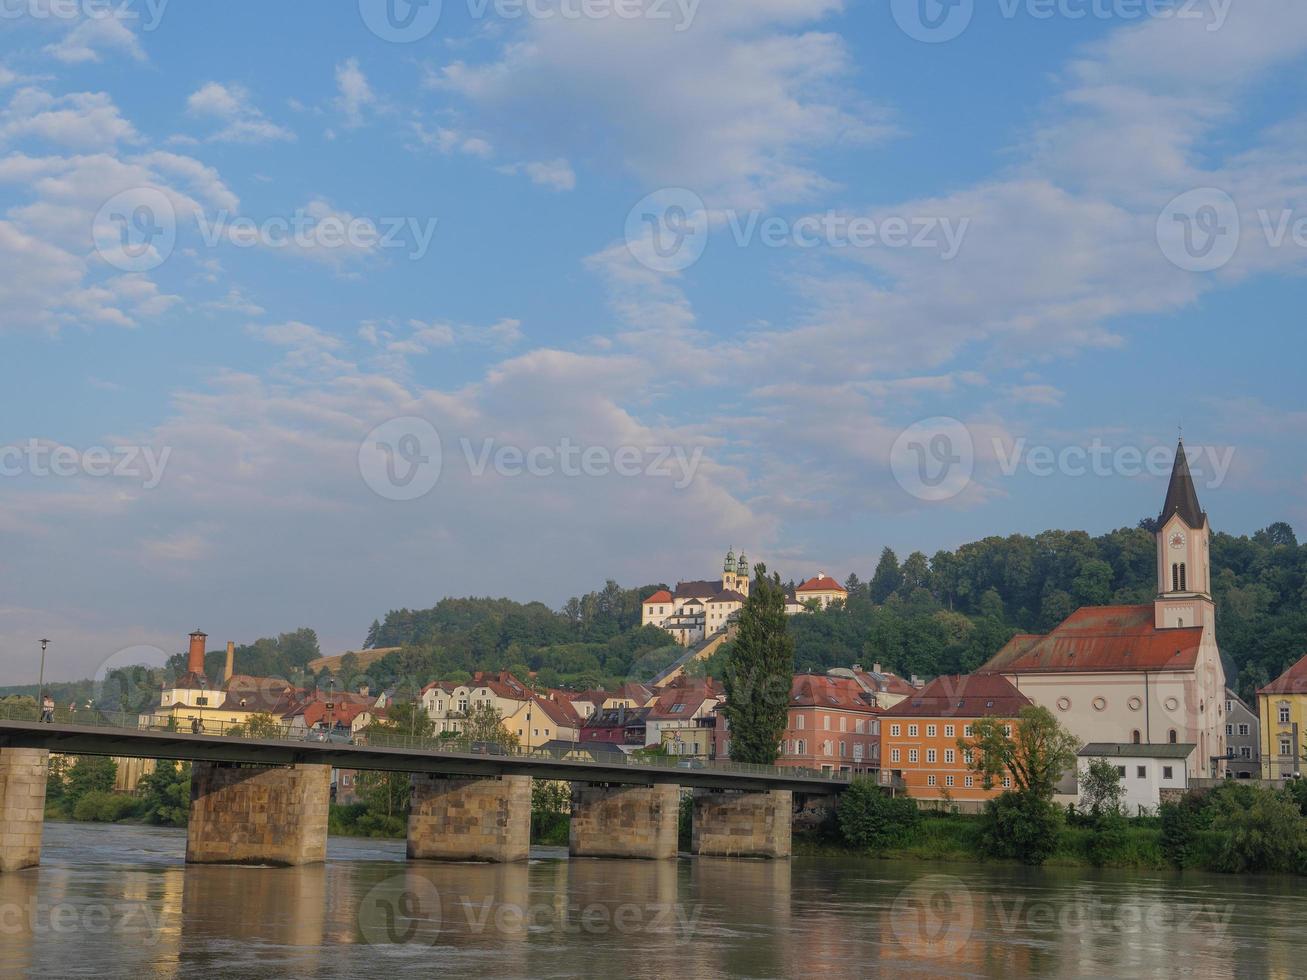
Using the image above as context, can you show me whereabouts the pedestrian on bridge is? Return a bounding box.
[40,694,55,724]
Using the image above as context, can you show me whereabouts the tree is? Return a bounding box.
[961,705,1080,800]
[837,779,920,851]
[721,564,795,765]
[869,548,903,603]
[1079,758,1125,818]
[1209,786,1305,873]
[65,756,117,803]
[228,713,283,738]
[981,791,1063,866]
[464,702,520,750]
[138,762,191,826]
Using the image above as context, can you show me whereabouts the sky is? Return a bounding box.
[2,0,1306,681]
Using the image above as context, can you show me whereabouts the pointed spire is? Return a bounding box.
[1159,439,1206,528]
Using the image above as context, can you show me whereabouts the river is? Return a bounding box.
[0,822,1301,978]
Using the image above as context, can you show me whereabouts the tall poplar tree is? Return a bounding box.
[722,564,795,765]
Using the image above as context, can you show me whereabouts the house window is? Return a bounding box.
[839,717,847,733]
[944,749,956,764]
[890,724,901,737]
[1280,737,1292,757]
[1171,563,1180,592]
[840,741,847,757]
[1225,725,1233,736]
[1279,705,1291,724]
[1001,777,1012,789]
[1003,725,1013,738]
[964,776,974,788]
[1162,766,1174,780]
[926,725,937,738]
[963,749,973,765]
[798,740,806,755]
[964,725,973,738]
[1168,729,1177,744]
[945,776,955,787]
[1136,766,1146,778]
[1238,724,1250,736]
[671,704,685,713]
[1116,766,1127,778]
[908,724,919,737]
[926,749,937,763]
[944,725,955,738]
[458,699,468,713]
[1131,730,1141,744]
[927,775,937,787]
[908,750,919,763]
[823,741,832,757]
[796,715,805,730]
[1241,746,1251,759]
[891,748,901,763]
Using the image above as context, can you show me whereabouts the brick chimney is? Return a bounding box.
[188,630,208,676]
[224,641,235,684]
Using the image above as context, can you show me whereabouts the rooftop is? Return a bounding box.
[1258,652,1307,697]
[1078,742,1196,760]
[882,674,1031,719]
[980,605,1203,674]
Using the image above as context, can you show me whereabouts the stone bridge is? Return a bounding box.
[0,719,847,870]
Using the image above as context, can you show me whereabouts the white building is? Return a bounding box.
[1077,742,1195,815]
[641,550,751,647]
[980,440,1228,778]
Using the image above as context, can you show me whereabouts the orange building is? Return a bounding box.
[880,674,1031,807]
[777,674,882,775]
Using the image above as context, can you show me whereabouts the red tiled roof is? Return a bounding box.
[1259,652,1307,696]
[643,590,674,604]
[790,675,879,712]
[530,693,583,728]
[797,575,846,594]
[469,671,532,701]
[647,678,722,719]
[979,605,1202,674]
[882,674,1031,719]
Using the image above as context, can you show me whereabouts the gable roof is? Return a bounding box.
[797,575,846,594]
[790,674,879,712]
[1160,439,1207,529]
[1258,652,1307,697]
[979,605,1203,674]
[882,674,1031,719]
[674,580,725,599]
[707,590,746,604]
[643,590,673,604]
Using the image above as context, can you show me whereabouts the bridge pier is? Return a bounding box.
[187,761,330,866]
[569,782,680,860]
[408,773,531,863]
[691,788,792,858]
[0,748,48,873]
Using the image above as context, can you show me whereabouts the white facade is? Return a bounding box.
[1077,747,1193,815]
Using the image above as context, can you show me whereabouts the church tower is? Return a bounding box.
[1155,439,1214,630]
[723,549,738,593]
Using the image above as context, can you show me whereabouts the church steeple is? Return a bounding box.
[1159,439,1207,529]
[1155,439,1213,629]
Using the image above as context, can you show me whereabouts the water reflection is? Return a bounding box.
[4,823,1306,979]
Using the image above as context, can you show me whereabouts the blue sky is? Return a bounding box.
[2,0,1306,679]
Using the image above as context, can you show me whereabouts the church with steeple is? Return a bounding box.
[640,549,752,646]
[980,440,1229,779]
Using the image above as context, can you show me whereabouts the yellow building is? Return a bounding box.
[1257,651,1307,779]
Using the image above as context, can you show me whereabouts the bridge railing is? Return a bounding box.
[0,701,851,785]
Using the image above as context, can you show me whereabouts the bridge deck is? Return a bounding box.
[0,720,847,795]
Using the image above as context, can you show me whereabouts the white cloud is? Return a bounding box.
[44,12,146,64]
[497,158,576,192]
[0,88,138,150]
[186,82,294,144]
[334,58,375,129]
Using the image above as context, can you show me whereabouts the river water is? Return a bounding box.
[0,822,1301,978]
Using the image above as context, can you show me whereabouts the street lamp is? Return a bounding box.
[38,639,49,712]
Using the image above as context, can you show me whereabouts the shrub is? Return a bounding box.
[837,780,920,851]
[1209,787,1305,874]
[980,791,1062,866]
[72,791,139,823]
[1159,797,1205,868]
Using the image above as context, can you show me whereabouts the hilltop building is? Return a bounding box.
[793,574,848,610]
[979,440,1228,778]
[641,549,752,646]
